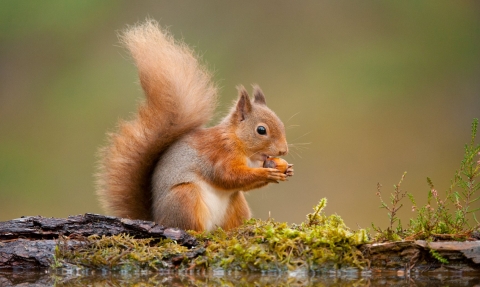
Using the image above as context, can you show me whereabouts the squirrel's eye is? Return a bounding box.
[256,126,267,135]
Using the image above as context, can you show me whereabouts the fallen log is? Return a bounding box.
[362,240,480,273]
[0,213,196,269]
[0,213,196,246]
[1,214,480,274]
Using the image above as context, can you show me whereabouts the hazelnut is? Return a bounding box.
[263,157,289,173]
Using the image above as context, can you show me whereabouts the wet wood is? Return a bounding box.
[1,239,68,269]
[362,240,480,273]
[0,213,196,269]
[0,213,196,246]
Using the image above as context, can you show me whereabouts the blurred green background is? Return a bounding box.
[1,1,479,231]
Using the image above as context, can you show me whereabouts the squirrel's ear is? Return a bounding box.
[253,85,266,105]
[235,85,252,121]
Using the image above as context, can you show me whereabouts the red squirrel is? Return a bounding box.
[96,20,293,232]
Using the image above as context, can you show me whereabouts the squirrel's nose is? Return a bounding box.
[278,147,288,156]
[277,141,288,156]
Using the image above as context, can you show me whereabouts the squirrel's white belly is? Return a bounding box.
[197,180,231,231]
[247,157,263,168]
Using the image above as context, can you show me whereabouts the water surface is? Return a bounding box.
[2,269,479,286]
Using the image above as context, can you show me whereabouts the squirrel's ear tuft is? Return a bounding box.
[253,85,266,105]
[235,85,252,121]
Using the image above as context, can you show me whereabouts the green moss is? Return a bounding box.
[55,234,192,271]
[193,198,368,272]
[54,198,369,272]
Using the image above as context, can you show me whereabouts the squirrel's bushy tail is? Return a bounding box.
[96,20,217,220]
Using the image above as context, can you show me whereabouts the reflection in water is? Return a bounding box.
[1,270,480,287]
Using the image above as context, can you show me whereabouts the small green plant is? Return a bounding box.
[374,118,480,242]
[452,118,480,228]
[428,247,449,264]
[407,118,480,240]
[51,245,64,268]
[371,172,407,242]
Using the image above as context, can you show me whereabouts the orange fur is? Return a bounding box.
[223,191,251,230]
[96,20,217,220]
[192,123,286,191]
[97,20,292,231]
[159,183,207,231]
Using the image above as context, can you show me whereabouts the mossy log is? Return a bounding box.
[0,214,196,269]
[0,213,196,245]
[1,214,480,273]
[362,240,480,273]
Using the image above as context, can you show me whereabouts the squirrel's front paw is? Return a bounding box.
[264,168,287,183]
[286,164,294,177]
